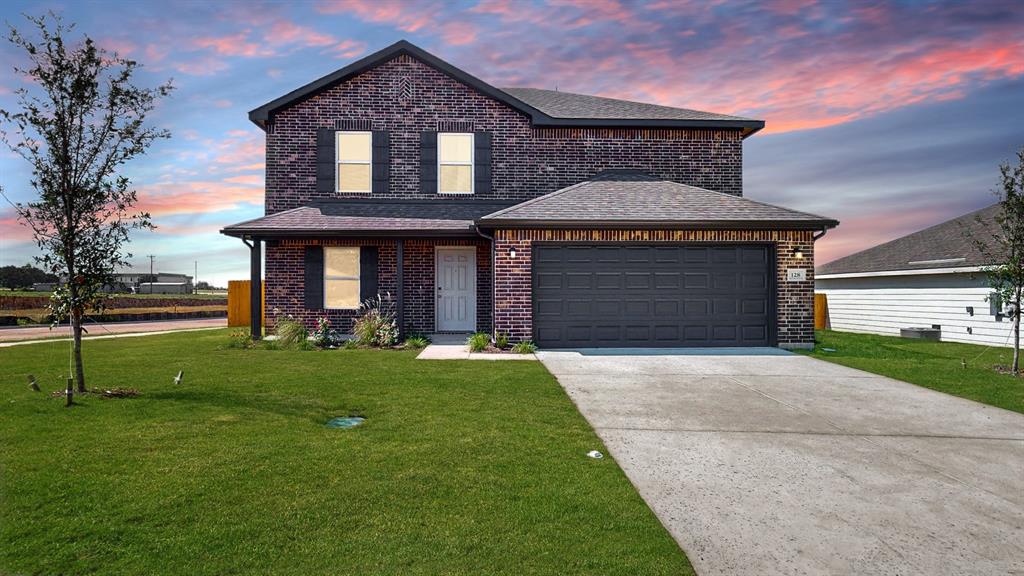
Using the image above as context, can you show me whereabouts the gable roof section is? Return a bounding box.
[220,199,515,238]
[248,40,764,136]
[478,171,837,230]
[817,203,1003,276]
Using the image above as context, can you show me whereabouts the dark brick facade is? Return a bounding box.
[265,54,743,213]
[266,238,490,335]
[256,52,820,347]
[493,229,816,348]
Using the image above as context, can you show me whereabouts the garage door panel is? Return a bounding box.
[565,299,591,315]
[625,273,651,289]
[655,272,680,288]
[742,325,767,341]
[535,298,562,315]
[684,273,709,289]
[684,299,710,317]
[536,272,563,289]
[742,299,767,315]
[624,300,650,316]
[533,245,772,348]
[655,300,680,316]
[713,273,738,290]
[595,273,621,289]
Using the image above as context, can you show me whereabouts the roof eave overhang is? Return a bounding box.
[816,265,989,279]
[477,218,837,230]
[220,227,479,239]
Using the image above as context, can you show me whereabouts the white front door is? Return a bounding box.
[436,247,476,332]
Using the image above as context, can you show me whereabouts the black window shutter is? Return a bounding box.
[316,129,335,194]
[474,132,492,195]
[420,131,437,194]
[304,246,324,309]
[360,246,379,302]
[372,131,390,194]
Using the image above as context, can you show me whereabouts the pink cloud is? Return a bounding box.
[192,31,272,57]
[0,209,34,243]
[267,20,336,48]
[327,39,367,59]
[173,55,230,76]
[316,0,437,32]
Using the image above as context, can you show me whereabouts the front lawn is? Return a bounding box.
[803,330,1023,414]
[0,331,691,575]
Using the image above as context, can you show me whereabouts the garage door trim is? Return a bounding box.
[530,241,778,348]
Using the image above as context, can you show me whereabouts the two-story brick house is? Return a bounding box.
[222,40,837,348]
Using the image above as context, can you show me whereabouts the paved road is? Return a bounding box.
[537,349,1024,576]
[0,317,226,343]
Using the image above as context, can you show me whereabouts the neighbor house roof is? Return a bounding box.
[220,199,514,238]
[248,40,764,136]
[817,203,1003,276]
[478,171,838,230]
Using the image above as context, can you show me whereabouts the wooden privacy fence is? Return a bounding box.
[227,280,265,327]
[814,293,829,329]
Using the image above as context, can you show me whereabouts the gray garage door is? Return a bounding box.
[532,245,774,348]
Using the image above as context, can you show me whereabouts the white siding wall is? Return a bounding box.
[816,272,1012,347]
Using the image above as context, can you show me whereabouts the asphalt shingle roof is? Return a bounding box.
[501,87,756,123]
[479,172,837,229]
[249,40,764,134]
[221,200,514,237]
[817,203,1003,275]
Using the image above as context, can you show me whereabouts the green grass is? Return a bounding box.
[802,330,1024,414]
[0,330,691,575]
[0,289,226,300]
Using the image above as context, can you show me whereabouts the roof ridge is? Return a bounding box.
[501,86,752,120]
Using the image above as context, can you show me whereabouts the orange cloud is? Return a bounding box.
[135,180,263,218]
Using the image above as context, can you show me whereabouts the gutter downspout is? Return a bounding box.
[813,228,829,241]
[474,224,497,339]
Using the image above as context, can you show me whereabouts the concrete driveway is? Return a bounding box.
[537,349,1024,576]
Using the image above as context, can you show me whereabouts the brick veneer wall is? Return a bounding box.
[265,54,743,213]
[493,229,816,347]
[265,238,490,335]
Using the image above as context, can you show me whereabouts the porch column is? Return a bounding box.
[396,239,404,338]
[248,238,262,340]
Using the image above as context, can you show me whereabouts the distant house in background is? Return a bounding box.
[32,272,194,294]
[816,204,1009,346]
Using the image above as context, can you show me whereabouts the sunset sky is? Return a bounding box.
[1,0,1022,287]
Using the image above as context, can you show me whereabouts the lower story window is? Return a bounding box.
[324,247,360,309]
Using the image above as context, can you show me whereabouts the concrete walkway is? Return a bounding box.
[537,349,1024,576]
[0,318,226,345]
[416,334,536,360]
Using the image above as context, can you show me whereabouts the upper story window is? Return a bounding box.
[324,247,360,309]
[336,131,372,193]
[438,133,474,194]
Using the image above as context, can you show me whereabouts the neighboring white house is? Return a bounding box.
[816,203,1011,347]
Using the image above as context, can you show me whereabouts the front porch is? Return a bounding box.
[221,199,511,340]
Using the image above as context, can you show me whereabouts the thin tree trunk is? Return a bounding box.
[72,308,86,392]
[1015,291,1021,375]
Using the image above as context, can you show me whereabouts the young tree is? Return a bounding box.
[976,147,1024,373]
[0,13,172,392]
